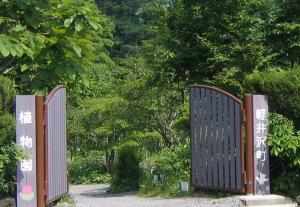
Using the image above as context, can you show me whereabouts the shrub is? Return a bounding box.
[268,113,300,165]
[0,76,23,195]
[110,147,140,193]
[139,143,190,197]
[245,68,300,127]
[68,150,111,184]
[268,113,300,198]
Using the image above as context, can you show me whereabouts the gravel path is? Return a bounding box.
[69,184,245,207]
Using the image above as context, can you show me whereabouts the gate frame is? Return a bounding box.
[35,86,68,207]
[189,85,247,194]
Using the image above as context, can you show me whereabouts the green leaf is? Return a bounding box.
[87,19,98,30]
[72,43,82,57]
[62,0,72,4]
[11,43,24,57]
[13,24,26,32]
[21,64,28,72]
[64,17,74,28]
[0,38,11,57]
[75,21,84,32]
[49,36,58,44]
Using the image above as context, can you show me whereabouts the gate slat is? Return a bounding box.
[223,96,230,188]
[200,88,207,187]
[196,88,203,185]
[235,102,242,189]
[209,91,217,187]
[190,88,197,184]
[206,90,215,186]
[211,91,218,187]
[229,99,236,188]
[203,89,211,187]
[218,94,224,188]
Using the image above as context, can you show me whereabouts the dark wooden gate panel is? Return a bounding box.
[190,85,245,193]
[44,86,68,204]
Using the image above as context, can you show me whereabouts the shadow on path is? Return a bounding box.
[79,187,137,198]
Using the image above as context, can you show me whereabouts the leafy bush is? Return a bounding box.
[68,150,111,184]
[110,147,140,193]
[245,68,300,127]
[0,76,24,195]
[268,113,300,165]
[268,113,300,198]
[272,171,300,199]
[0,144,24,195]
[139,143,190,197]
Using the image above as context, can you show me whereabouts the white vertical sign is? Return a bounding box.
[16,96,37,207]
[253,95,270,195]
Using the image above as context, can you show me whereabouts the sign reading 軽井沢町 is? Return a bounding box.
[16,96,37,207]
[253,95,270,195]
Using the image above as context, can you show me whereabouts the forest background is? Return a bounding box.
[0,0,300,199]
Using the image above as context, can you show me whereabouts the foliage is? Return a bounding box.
[268,113,300,166]
[97,0,154,58]
[267,0,300,68]
[0,76,24,195]
[110,147,140,193]
[0,0,114,92]
[245,68,300,127]
[272,170,300,199]
[68,151,111,184]
[139,143,190,197]
[268,113,300,198]
[0,144,24,195]
[143,0,278,84]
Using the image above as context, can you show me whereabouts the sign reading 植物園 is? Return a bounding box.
[16,96,37,207]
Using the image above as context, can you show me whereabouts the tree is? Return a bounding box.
[70,96,129,172]
[266,0,300,69]
[0,0,114,92]
[97,0,154,59]
[143,0,277,85]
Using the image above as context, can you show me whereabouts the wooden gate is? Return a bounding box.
[44,86,68,204]
[189,85,245,193]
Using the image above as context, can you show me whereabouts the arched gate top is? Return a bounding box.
[190,85,242,105]
[45,85,66,105]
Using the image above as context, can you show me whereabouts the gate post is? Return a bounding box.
[36,96,46,207]
[245,94,254,194]
[245,94,270,195]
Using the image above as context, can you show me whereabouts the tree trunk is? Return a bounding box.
[105,149,115,173]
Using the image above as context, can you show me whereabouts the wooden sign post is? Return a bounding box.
[16,96,38,207]
[245,94,270,195]
[252,95,270,195]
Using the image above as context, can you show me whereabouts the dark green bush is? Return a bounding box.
[139,143,190,197]
[68,150,111,184]
[245,68,300,127]
[110,147,140,193]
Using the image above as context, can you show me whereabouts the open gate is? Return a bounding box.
[44,86,68,204]
[189,85,245,193]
